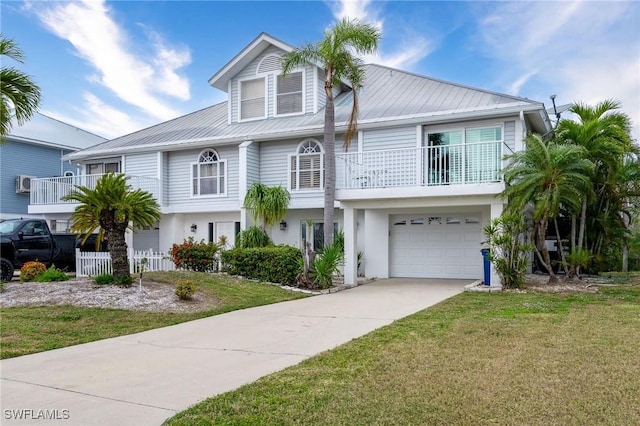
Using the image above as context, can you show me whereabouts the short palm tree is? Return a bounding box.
[1,34,41,139]
[503,134,593,282]
[243,182,290,229]
[281,18,380,247]
[63,173,160,279]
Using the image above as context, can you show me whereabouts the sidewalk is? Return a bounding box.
[0,279,467,425]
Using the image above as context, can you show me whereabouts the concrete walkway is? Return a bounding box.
[0,279,467,426]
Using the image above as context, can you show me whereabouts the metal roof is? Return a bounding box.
[6,112,106,150]
[65,64,548,161]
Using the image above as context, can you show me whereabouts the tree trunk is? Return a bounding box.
[539,219,558,283]
[102,212,130,278]
[569,215,577,277]
[554,218,568,275]
[576,198,587,276]
[323,84,336,248]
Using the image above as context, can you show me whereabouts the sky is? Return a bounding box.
[1,0,639,140]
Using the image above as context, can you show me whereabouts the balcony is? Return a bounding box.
[29,174,159,214]
[336,141,503,200]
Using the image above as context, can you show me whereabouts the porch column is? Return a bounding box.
[490,202,504,287]
[343,207,358,285]
[238,140,253,231]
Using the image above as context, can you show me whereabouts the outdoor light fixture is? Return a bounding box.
[280,220,287,231]
[190,223,197,233]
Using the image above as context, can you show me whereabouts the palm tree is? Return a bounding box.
[63,173,160,279]
[503,134,593,282]
[243,182,290,229]
[281,18,380,247]
[556,100,633,273]
[1,35,41,139]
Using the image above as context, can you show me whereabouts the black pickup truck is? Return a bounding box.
[0,218,78,281]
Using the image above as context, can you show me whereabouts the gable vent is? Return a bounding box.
[257,54,282,74]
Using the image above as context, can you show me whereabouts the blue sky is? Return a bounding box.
[2,0,639,139]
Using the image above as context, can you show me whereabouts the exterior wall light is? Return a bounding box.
[280,220,287,231]
[190,223,197,233]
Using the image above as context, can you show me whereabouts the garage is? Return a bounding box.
[389,213,483,279]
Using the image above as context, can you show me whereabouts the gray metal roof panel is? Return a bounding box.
[66,64,544,161]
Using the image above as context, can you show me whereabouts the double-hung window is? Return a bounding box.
[290,139,323,191]
[276,71,303,115]
[192,149,226,197]
[239,77,266,120]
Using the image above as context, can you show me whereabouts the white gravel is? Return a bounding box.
[0,278,211,313]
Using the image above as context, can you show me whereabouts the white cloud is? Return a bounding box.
[45,92,152,139]
[475,0,640,139]
[27,0,191,122]
[329,0,433,70]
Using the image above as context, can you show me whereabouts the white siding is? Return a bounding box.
[317,69,326,111]
[304,65,315,114]
[125,152,157,177]
[362,126,417,151]
[162,153,169,207]
[167,145,240,211]
[504,120,516,153]
[247,142,260,186]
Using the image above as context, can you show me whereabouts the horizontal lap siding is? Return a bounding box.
[0,142,66,215]
[125,152,157,177]
[504,120,516,153]
[167,146,239,210]
[247,143,260,186]
[363,126,417,151]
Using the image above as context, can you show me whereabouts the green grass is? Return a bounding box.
[166,285,640,426]
[0,271,307,359]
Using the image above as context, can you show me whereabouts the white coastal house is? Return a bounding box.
[28,33,552,285]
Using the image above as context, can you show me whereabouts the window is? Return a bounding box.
[276,72,303,115]
[424,125,502,185]
[301,221,339,252]
[191,149,226,197]
[87,161,120,175]
[290,139,324,191]
[240,77,266,120]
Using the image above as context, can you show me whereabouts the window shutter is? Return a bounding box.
[277,72,303,115]
[241,78,265,119]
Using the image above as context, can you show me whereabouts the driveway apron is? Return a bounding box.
[0,279,467,425]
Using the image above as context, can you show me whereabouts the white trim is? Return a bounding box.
[237,76,267,122]
[256,53,283,75]
[313,67,319,114]
[289,138,324,192]
[357,130,363,153]
[227,80,232,124]
[275,69,306,117]
[238,140,253,205]
[156,151,163,206]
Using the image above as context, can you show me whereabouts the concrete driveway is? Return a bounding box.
[0,279,468,426]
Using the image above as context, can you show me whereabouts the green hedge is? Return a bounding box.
[221,246,301,285]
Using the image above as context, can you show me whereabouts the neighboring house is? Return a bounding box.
[28,33,552,284]
[1,112,106,229]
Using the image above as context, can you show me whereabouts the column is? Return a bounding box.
[343,207,357,285]
[490,202,504,287]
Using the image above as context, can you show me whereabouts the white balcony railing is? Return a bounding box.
[30,174,159,205]
[336,141,502,189]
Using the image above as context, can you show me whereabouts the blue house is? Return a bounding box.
[0,113,105,229]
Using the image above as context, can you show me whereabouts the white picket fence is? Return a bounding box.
[75,248,176,277]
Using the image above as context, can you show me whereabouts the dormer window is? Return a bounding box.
[276,71,303,116]
[239,77,266,121]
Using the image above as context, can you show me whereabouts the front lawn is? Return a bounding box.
[166,284,640,426]
[0,271,307,359]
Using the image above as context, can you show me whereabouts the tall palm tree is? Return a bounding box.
[503,134,593,282]
[281,18,380,247]
[1,34,41,139]
[556,100,633,273]
[63,173,160,279]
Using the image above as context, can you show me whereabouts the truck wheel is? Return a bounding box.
[1,258,14,282]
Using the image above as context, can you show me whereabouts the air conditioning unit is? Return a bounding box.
[16,175,36,193]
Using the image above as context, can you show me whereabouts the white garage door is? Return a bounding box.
[390,214,483,279]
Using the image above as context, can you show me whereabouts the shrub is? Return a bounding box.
[20,261,47,282]
[311,243,344,289]
[175,279,196,300]
[483,213,533,288]
[170,237,219,272]
[94,274,115,285]
[236,226,272,249]
[114,273,134,287]
[222,245,301,284]
[34,265,70,282]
